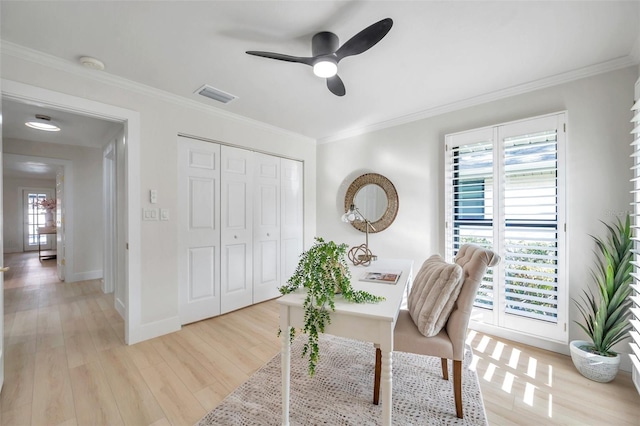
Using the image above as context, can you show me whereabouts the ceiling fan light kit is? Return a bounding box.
[246,18,393,96]
[313,60,337,78]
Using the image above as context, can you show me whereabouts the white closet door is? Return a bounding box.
[221,146,254,314]
[253,153,281,303]
[281,158,304,284]
[178,137,221,324]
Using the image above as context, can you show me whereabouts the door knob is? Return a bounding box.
[0,266,9,272]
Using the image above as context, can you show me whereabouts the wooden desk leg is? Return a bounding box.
[373,347,381,405]
[280,310,291,426]
[380,346,393,426]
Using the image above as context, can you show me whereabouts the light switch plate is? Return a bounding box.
[142,208,158,221]
[160,208,169,221]
[150,189,158,204]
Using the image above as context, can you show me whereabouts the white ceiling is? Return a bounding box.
[1,0,639,146]
[1,98,123,179]
[2,99,122,148]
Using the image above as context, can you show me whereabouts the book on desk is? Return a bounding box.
[360,270,402,284]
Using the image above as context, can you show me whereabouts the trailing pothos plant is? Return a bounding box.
[574,214,633,357]
[278,237,385,376]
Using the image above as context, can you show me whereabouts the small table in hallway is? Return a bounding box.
[37,226,57,261]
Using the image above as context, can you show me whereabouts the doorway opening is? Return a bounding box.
[2,79,141,344]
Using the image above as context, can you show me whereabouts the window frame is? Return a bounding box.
[445,112,568,343]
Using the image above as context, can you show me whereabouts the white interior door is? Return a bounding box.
[56,169,65,280]
[253,153,281,303]
[281,158,304,283]
[115,130,127,319]
[178,137,221,324]
[102,142,115,292]
[221,145,253,314]
[22,188,54,251]
[0,104,5,391]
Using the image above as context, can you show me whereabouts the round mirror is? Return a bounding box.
[354,184,388,222]
[344,173,398,233]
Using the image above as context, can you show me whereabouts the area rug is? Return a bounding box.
[196,334,487,425]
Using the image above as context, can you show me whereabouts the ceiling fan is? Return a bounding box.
[246,18,393,96]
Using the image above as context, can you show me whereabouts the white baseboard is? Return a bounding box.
[115,297,125,320]
[67,269,103,283]
[3,246,22,254]
[127,316,181,345]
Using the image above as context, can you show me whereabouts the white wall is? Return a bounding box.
[2,176,55,253]
[3,140,104,278]
[317,66,639,360]
[0,49,317,340]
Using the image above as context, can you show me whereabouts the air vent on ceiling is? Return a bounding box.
[195,84,238,104]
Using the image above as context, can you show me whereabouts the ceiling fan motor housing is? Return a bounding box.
[312,32,339,56]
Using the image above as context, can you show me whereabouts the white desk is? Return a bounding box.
[278,258,413,426]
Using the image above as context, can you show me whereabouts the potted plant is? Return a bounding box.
[571,214,633,382]
[278,237,384,376]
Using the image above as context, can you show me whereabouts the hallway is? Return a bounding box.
[0,251,280,425]
[1,252,124,424]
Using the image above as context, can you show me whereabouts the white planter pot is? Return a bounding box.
[569,340,620,383]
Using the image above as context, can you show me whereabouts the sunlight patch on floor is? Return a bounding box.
[527,356,537,378]
[491,341,505,360]
[508,347,521,369]
[483,362,496,382]
[469,353,480,372]
[470,332,556,418]
[524,382,536,406]
[465,329,477,346]
[477,335,491,353]
[501,371,515,393]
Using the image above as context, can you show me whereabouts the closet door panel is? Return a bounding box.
[221,146,253,313]
[178,137,221,324]
[253,153,281,303]
[281,158,304,283]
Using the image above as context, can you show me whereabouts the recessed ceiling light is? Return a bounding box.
[25,114,61,132]
[79,56,105,71]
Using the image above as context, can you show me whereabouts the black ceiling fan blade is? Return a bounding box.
[246,51,314,66]
[327,75,346,96]
[335,18,393,61]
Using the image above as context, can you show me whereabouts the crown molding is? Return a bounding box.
[317,55,639,144]
[0,41,315,145]
[3,41,637,147]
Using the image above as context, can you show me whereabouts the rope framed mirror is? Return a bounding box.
[344,173,399,233]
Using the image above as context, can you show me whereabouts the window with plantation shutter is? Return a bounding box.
[630,94,640,394]
[445,112,567,342]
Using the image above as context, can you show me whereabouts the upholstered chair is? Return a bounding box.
[373,244,500,418]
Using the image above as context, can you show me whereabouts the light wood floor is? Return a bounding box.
[1,252,639,425]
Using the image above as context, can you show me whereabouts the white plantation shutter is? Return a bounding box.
[502,129,561,323]
[447,135,495,309]
[445,112,566,342]
[630,96,640,392]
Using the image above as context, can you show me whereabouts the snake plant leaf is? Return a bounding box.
[574,214,633,356]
